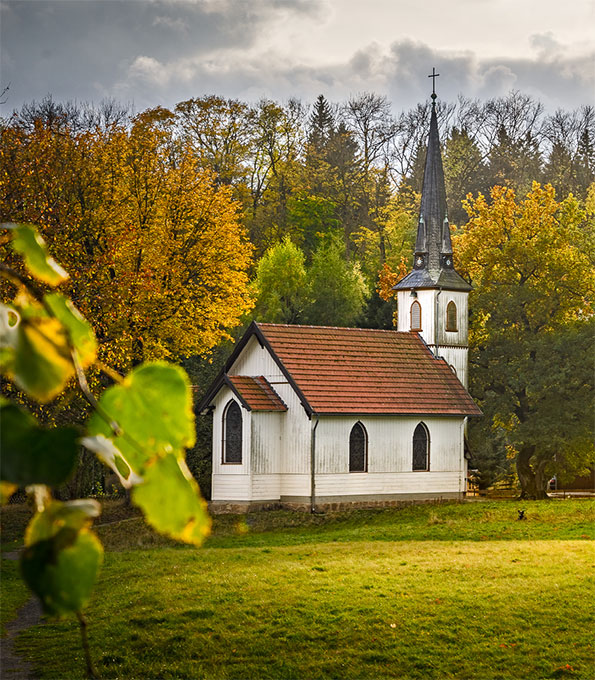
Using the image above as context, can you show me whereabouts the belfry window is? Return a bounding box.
[446,301,457,332]
[349,422,368,472]
[222,400,242,464]
[412,422,429,471]
[410,301,422,331]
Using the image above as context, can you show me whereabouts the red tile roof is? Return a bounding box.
[255,323,481,417]
[227,375,287,412]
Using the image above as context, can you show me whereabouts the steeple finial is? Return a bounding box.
[428,67,439,101]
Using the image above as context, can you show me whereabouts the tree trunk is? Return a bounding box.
[517,445,550,500]
[534,458,550,500]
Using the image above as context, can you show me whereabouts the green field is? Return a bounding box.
[3,500,595,679]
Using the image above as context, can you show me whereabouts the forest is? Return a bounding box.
[1,90,594,500]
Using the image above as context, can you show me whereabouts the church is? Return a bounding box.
[198,87,481,512]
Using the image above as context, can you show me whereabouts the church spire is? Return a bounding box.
[394,71,470,292]
[415,97,451,273]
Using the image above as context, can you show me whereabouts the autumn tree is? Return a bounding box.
[174,95,252,188]
[454,183,595,499]
[0,105,254,372]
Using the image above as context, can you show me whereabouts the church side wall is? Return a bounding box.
[397,288,469,387]
[436,290,468,347]
[397,289,436,340]
[437,348,468,389]
[313,416,466,499]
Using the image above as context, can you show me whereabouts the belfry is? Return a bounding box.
[393,71,472,387]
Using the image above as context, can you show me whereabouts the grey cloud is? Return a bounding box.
[0,0,326,113]
[529,32,563,59]
[1,1,592,118]
[383,40,593,113]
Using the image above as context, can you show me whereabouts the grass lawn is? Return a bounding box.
[4,499,595,679]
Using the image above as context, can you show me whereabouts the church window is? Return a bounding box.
[222,400,242,464]
[410,301,422,331]
[412,422,429,471]
[446,301,457,331]
[349,422,368,472]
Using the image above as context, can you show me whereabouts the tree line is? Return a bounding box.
[1,91,593,499]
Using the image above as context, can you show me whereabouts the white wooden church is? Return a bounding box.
[199,88,481,512]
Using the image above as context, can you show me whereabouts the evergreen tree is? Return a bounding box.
[308,94,335,153]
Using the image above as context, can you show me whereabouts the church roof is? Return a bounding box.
[227,375,287,412]
[393,267,472,291]
[199,322,481,418]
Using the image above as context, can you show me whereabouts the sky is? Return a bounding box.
[1,0,594,117]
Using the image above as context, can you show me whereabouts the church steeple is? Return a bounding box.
[393,77,471,293]
[393,71,471,388]
[415,99,452,273]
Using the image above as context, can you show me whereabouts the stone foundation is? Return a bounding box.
[209,493,464,514]
[209,500,284,514]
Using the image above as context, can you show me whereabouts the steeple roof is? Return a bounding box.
[394,87,471,292]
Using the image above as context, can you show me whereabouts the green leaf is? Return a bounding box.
[44,293,96,367]
[21,500,102,617]
[6,223,69,286]
[2,301,73,402]
[0,403,79,487]
[132,453,210,546]
[21,528,103,617]
[25,499,101,545]
[87,362,196,471]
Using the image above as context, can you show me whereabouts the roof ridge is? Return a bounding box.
[256,322,409,335]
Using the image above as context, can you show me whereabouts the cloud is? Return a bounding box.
[529,32,563,60]
[0,0,326,111]
[128,57,170,87]
[152,15,189,33]
[0,0,593,117]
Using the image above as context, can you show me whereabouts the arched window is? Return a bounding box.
[410,301,422,331]
[349,422,368,472]
[446,301,457,331]
[412,422,429,471]
[222,400,242,464]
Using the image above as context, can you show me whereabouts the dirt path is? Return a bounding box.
[1,552,43,680]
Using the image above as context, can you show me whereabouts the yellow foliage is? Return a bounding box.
[454,182,594,338]
[0,111,254,371]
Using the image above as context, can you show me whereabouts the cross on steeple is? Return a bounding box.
[428,67,440,100]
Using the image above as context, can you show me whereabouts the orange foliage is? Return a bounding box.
[0,110,254,370]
